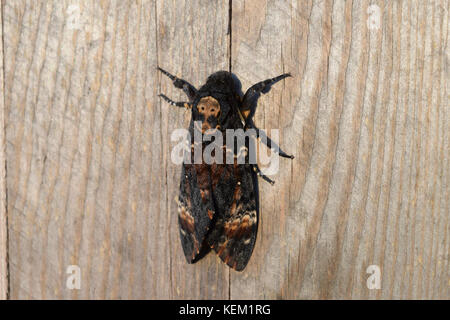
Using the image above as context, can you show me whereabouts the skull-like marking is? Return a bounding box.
[197,96,221,132]
[197,96,220,117]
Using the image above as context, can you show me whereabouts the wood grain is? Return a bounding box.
[3,0,230,300]
[0,0,7,301]
[230,0,448,299]
[156,0,231,299]
[1,0,449,299]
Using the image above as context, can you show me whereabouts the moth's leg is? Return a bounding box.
[158,67,198,101]
[252,164,275,185]
[241,73,291,112]
[246,73,291,95]
[158,94,191,109]
[246,119,294,159]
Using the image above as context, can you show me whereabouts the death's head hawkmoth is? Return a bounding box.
[158,67,293,271]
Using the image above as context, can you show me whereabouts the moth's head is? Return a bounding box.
[192,95,229,132]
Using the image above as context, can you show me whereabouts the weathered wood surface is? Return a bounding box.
[1,0,449,299]
[0,0,7,300]
[231,0,449,299]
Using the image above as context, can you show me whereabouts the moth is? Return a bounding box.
[158,67,293,271]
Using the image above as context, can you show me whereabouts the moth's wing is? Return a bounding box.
[207,162,258,271]
[178,161,216,263]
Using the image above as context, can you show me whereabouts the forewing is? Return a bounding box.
[207,162,258,271]
[178,161,215,263]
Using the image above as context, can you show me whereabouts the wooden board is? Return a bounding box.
[0,0,7,301]
[3,0,230,300]
[1,0,449,299]
[230,0,449,299]
[156,0,230,299]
